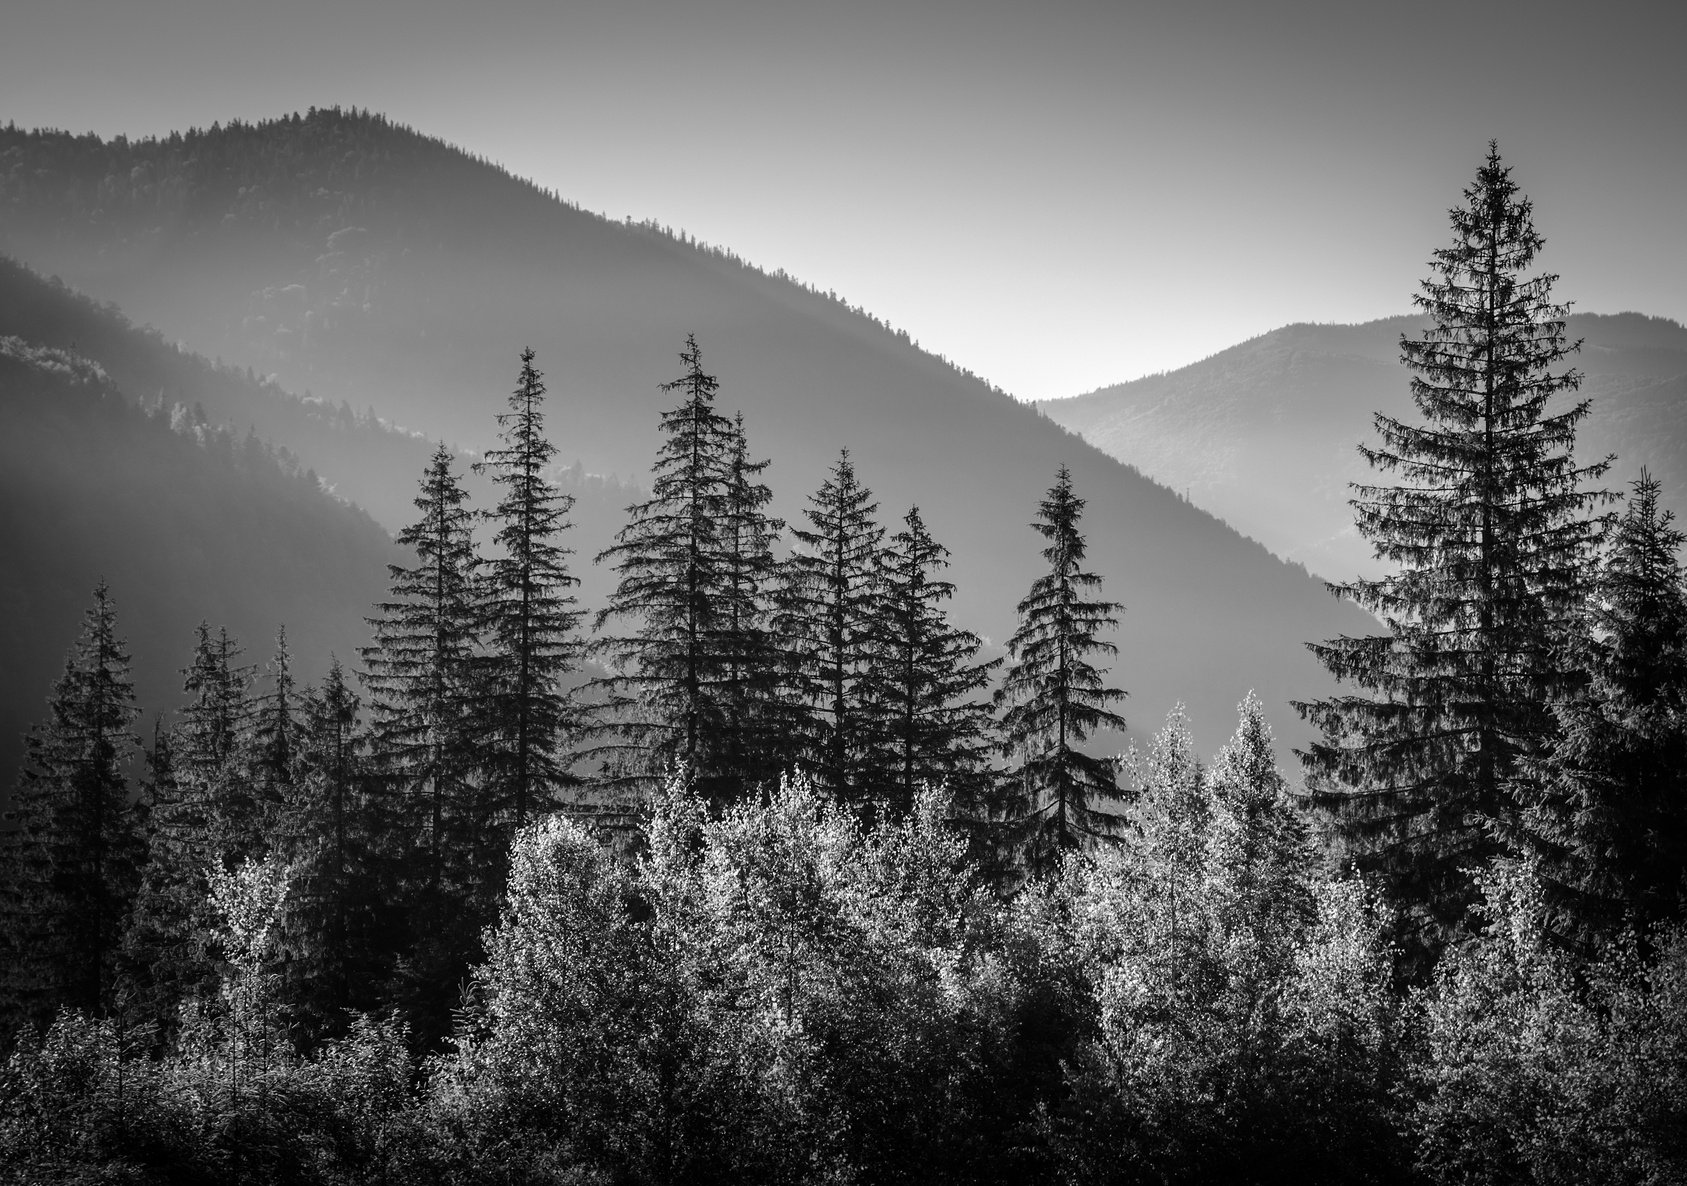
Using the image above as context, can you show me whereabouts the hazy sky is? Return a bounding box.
[4,0,1683,401]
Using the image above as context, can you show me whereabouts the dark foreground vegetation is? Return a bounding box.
[3,146,1685,1183]
[3,763,1684,1185]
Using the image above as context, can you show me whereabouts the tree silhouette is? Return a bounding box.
[995,466,1127,874]
[0,581,143,1028]
[477,350,582,831]
[776,449,885,811]
[591,335,777,801]
[1526,471,1687,945]
[870,506,1000,820]
[1297,144,1610,951]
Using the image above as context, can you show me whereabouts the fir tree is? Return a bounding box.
[718,411,787,792]
[592,335,774,801]
[119,720,215,1035]
[177,622,258,863]
[1202,693,1315,964]
[1128,703,1209,929]
[477,349,582,832]
[250,625,297,835]
[994,466,1128,874]
[1295,144,1610,948]
[363,444,490,1050]
[120,624,252,1033]
[280,657,386,1035]
[776,449,885,810]
[0,581,143,1028]
[1526,471,1687,944]
[362,443,481,894]
[870,506,1000,820]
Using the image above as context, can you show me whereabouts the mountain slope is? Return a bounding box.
[1038,314,1687,580]
[0,109,1376,757]
[0,331,398,798]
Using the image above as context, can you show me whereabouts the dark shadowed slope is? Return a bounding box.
[0,255,640,545]
[0,110,1376,757]
[1040,314,1687,580]
[0,331,398,799]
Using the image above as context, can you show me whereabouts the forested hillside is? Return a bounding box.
[1040,312,1687,579]
[0,256,639,553]
[0,329,397,796]
[0,109,1374,757]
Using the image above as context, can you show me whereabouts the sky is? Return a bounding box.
[4,0,1683,402]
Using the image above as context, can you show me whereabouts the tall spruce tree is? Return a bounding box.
[477,348,582,832]
[363,442,482,893]
[177,622,259,863]
[251,626,297,834]
[870,506,1000,820]
[776,449,886,810]
[119,719,213,1034]
[719,411,787,791]
[279,657,387,1036]
[1295,144,1609,948]
[592,335,774,801]
[120,623,253,1032]
[1526,471,1687,945]
[364,442,490,1049]
[994,466,1128,874]
[0,581,143,1029]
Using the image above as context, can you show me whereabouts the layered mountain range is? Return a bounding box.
[1039,313,1687,581]
[4,109,1379,768]
[0,271,399,791]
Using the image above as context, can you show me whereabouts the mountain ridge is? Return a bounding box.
[1038,312,1687,580]
[0,108,1378,758]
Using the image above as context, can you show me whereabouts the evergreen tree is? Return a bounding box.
[1295,144,1610,948]
[120,624,253,1034]
[1127,703,1209,963]
[870,506,1000,820]
[119,720,215,1035]
[776,449,885,810]
[718,411,788,792]
[994,466,1128,874]
[250,625,297,835]
[1202,693,1315,965]
[477,349,582,832]
[362,442,481,894]
[361,442,494,1048]
[0,581,143,1029]
[176,622,258,863]
[279,657,386,1036]
[591,335,775,801]
[1527,471,1687,944]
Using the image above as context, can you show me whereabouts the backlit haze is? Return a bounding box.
[4,0,1683,401]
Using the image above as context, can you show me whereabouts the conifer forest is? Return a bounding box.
[3,147,1685,1186]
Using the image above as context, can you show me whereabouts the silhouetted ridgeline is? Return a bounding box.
[0,109,1374,757]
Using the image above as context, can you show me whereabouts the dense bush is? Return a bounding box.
[3,735,1682,1184]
